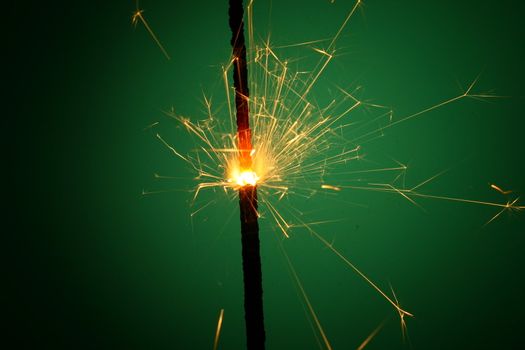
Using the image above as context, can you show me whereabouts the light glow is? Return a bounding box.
[230,169,260,187]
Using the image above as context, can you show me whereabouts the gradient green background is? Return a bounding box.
[8,0,525,349]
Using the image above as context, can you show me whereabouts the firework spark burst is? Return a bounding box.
[140,0,523,346]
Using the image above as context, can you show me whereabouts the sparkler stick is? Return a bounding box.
[229,0,266,349]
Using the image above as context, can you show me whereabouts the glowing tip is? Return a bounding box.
[234,170,259,187]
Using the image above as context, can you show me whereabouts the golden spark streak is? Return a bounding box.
[261,197,290,238]
[389,284,410,342]
[353,75,499,145]
[142,188,188,196]
[132,8,171,60]
[338,182,524,225]
[143,121,159,131]
[490,183,512,195]
[156,133,188,162]
[213,309,225,350]
[308,226,413,319]
[356,319,386,350]
[190,200,216,217]
[327,0,362,52]
[278,240,333,350]
[327,166,407,177]
[285,208,413,322]
[406,193,523,210]
[321,184,341,191]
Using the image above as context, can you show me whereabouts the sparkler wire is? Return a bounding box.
[229,0,266,349]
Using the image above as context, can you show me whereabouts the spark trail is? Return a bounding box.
[132,4,170,60]
[356,319,386,350]
[213,309,225,350]
[335,180,524,226]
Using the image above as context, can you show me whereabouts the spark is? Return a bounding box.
[300,218,414,322]
[485,197,522,226]
[142,187,188,196]
[213,309,225,350]
[132,6,170,60]
[143,121,159,131]
[490,183,512,195]
[356,319,386,350]
[278,238,333,350]
[191,199,216,217]
[390,284,410,343]
[321,184,341,191]
[155,133,188,162]
[327,0,362,52]
[351,75,500,145]
[338,181,524,224]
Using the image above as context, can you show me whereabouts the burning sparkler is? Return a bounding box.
[229,0,265,348]
[138,0,524,347]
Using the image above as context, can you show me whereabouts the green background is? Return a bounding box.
[8,0,525,349]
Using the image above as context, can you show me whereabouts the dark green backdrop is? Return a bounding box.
[8,0,525,349]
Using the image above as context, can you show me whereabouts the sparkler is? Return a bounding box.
[229,0,265,348]
[138,0,524,347]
